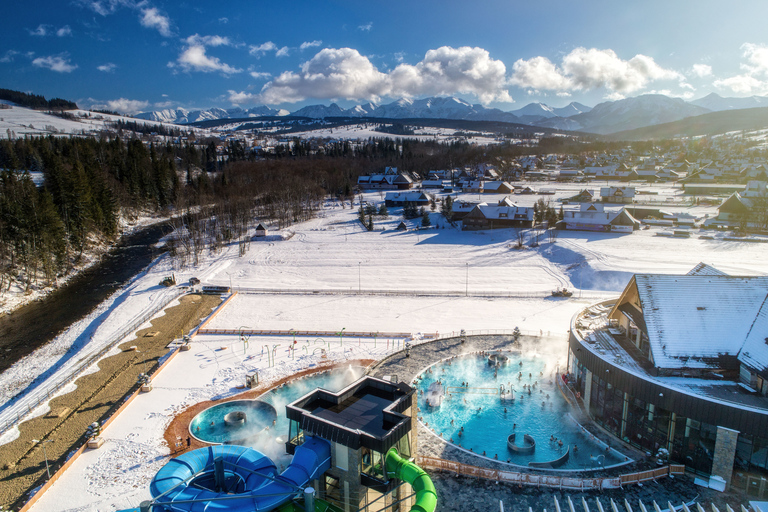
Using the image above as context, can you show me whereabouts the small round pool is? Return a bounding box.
[188,365,366,451]
[415,352,629,470]
[190,400,277,444]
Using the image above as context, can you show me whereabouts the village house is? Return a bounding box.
[462,202,534,230]
[600,186,635,204]
[383,191,433,207]
[559,203,640,233]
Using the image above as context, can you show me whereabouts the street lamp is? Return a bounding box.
[339,327,346,346]
[32,439,53,479]
[465,263,469,297]
[225,272,233,292]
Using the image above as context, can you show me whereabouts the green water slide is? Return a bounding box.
[385,449,437,512]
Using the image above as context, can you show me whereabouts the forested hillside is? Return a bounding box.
[0,133,547,292]
[0,88,78,110]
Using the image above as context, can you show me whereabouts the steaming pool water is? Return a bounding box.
[188,365,366,466]
[415,353,629,470]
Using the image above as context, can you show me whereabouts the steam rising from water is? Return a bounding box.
[190,365,366,470]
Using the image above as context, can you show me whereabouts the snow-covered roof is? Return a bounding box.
[635,275,768,368]
[473,205,533,221]
[739,295,768,375]
[686,263,727,276]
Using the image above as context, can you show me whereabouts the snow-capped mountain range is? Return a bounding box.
[135,93,768,135]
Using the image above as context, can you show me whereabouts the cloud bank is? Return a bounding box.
[237,46,512,105]
[510,48,684,98]
[714,43,768,95]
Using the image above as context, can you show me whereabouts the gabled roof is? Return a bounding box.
[634,275,768,368]
[687,263,727,276]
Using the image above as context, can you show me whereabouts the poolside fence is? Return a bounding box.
[417,455,686,491]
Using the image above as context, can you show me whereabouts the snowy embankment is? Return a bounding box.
[5,191,768,511]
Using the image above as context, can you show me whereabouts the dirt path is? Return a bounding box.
[0,293,222,510]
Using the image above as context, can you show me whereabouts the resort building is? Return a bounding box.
[559,203,640,233]
[566,265,768,496]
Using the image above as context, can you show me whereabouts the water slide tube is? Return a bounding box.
[385,449,437,512]
[147,437,332,512]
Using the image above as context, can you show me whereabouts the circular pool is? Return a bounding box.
[190,400,277,444]
[415,352,629,470]
[188,365,367,448]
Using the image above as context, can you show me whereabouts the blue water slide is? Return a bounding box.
[145,437,331,512]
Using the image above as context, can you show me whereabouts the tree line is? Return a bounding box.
[0,88,78,110]
[0,131,565,285]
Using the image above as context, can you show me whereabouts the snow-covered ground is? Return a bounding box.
[0,103,202,139]
[3,191,766,511]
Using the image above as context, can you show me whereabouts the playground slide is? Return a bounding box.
[145,437,332,512]
[385,449,437,512]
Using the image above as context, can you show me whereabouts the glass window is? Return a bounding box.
[335,443,348,471]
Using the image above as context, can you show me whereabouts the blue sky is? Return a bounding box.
[3,1,768,114]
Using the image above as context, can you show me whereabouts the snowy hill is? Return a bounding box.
[135,105,288,124]
[690,93,768,112]
[0,103,193,139]
[541,94,711,134]
[511,102,557,118]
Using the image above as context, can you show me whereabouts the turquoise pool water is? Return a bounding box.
[190,400,277,444]
[415,353,627,470]
[188,366,365,455]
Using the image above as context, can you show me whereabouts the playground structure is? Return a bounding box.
[121,376,434,512]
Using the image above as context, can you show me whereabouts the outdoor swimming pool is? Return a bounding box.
[188,365,366,463]
[415,352,629,470]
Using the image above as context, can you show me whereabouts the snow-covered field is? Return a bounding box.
[0,103,201,139]
[2,191,766,511]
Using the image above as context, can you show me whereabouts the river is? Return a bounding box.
[0,222,170,374]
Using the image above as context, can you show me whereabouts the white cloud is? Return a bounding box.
[154,100,174,108]
[218,17,228,24]
[97,62,117,72]
[389,46,512,103]
[250,71,271,79]
[739,43,768,76]
[509,56,570,90]
[275,46,291,57]
[713,43,768,95]
[358,22,372,32]
[253,46,512,105]
[185,34,231,47]
[174,45,241,74]
[0,50,20,63]
[104,98,149,113]
[692,64,712,77]
[714,74,765,94]
[172,34,240,74]
[510,47,683,96]
[227,90,258,104]
[57,25,72,37]
[300,40,322,51]
[140,7,171,37]
[249,41,277,57]
[29,24,49,36]
[83,0,135,16]
[32,55,77,73]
